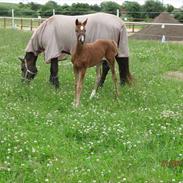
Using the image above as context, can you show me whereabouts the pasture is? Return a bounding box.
[0,29,183,182]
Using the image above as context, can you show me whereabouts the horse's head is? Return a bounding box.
[75,18,88,44]
[18,52,38,81]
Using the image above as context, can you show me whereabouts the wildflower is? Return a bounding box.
[32,147,36,153]
[122,177,126,182]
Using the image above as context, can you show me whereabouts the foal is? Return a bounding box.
[72,19,119,107]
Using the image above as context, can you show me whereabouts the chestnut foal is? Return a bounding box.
[71,19,119,107]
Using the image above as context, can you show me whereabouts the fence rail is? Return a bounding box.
[1,16,183,33]
[0,16,46,31]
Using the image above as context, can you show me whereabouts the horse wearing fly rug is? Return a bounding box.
[19,13,132,88]
[72,19,119,107]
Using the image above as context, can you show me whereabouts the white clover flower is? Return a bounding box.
[122,177,126,182]
[32,147,36,153]
[18,149,23,152]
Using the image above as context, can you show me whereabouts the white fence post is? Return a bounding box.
[161,24,166,43]
[53,9,55,16]
[116,9,120,17]
[161,35,166,43]
[12,9,15,29]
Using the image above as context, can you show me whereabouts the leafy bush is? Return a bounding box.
[174,10,183,22]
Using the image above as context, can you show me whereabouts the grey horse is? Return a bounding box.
[19,13,132,88]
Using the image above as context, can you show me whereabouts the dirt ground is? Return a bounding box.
[130,12,183,41]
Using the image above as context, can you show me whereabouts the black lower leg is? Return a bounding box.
[116,57,132,86]
[50,58,59,88]
[98,60,110,87]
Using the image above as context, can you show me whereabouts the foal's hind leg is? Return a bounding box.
[107,59,119,97]
[50,58,59,88]
[90,64,101,99]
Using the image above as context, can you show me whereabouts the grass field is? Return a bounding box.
[0,29,183,183]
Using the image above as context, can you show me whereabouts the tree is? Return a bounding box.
[18,2,26,9]
[59,4,71,15]
[174,10,183,22]
[123,1,143,19]
[17,2,38,17]
[91,4,101,12]
[45,1,58,9]
[40,1,60,16]
[0,6,11,16]
[28,2,41,11]
[166,4,174,13]
[100,1,121,14]
[143,0,165,18]
[69,3,91,15]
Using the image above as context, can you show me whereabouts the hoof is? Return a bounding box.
[90,90,96,99]
[73,103,79,108]
[120,79,126,86]
[72,100,80,108]
[98,81,104,88]
[21,78,31,84]
[49,76,60,89]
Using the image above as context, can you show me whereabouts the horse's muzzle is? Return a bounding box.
[78,34,85,44]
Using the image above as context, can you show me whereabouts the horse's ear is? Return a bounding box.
[18,57,24,62]
[83,18,88,26]
[75,19,79,26]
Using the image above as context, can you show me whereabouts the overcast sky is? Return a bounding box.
[0,0,182,8]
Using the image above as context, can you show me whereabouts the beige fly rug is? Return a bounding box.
[26,13,129,63]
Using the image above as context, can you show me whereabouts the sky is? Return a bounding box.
[0,0,182,8]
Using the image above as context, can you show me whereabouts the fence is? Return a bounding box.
[126,21,183,33]
[0,8,121,31]
[0,16,138,32]
[0,16,46,31]
[1,16,139,32]
[1,16,183,42]
[1,16,183,33]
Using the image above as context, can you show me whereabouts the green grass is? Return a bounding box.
[0,29,183,183]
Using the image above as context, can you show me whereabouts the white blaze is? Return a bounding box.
[81,35,84,42]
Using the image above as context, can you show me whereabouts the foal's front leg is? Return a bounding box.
[75,69,86,107]
[50,58,59,88]
[73,66,79,106]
